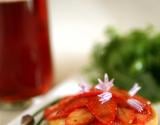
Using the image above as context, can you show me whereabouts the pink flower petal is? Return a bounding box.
[104,73,109,82]
[79,82,91,93]
[128,83,141,96]
[95,73,114,91]
[98,92,112,104]
[127,98,144,112]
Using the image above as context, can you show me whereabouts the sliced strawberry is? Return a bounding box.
[91,119,116,125]
[44,103,59,119]
[87,96,117,125]
[58,97,88,117]
[131,96,153,124]
[45,91,101,120]
[113,120,123,125]
[111,87,129,107]
[75,90,102,98]
[134,113,147,124]
[44,96,75,120]
[133,105,153,124]
[117,107,135,124]
[65,108,94,125]
[45,96,75,115]
[89,119,106,125]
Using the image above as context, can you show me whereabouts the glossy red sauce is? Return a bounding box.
[44,88,153,125]
[0,0,53,102]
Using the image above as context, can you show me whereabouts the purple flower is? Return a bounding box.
[95,73,114,104]
[79,82,91,93]
[95,73,114,91]
[128,83,141,97]
[98,91,112,104]
[127,98,144,112]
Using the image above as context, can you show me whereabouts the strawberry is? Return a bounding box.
[111,87,128,107]
[87,96,117,125]
[45,91,101,120]
[44,87,153,125]
[59,98,88,116]
[65,108,94,125]
[116,107,135,124]
[133,105,153,124]
[44,96,75,120]
[75,90,102,98]
[131,96,153,124]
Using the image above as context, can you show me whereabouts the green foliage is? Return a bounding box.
[86,26,160,102]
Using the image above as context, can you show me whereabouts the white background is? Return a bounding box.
[48,0,160,83]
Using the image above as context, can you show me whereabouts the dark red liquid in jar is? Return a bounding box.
[0,0,53,102]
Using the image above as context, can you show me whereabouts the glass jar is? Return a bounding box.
[0,0,53,109]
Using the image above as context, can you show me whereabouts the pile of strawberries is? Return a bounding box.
[44,87,153,125]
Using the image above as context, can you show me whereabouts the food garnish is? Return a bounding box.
[21,73,156,125]
[43,73,154,125]
[86,26,160,102]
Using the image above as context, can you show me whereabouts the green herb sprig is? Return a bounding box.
[85,26,160,102]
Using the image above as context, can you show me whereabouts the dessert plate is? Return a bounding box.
[8,79,81,125]
[8,79,160,125]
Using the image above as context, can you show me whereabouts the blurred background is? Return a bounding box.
[50,0,160,104]
[50,0,160,83]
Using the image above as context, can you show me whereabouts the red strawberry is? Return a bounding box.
[59,98,88,115]
[57,91,102,117]
[75,90,102,98]
[44,96,75,120]
[131,96,153,124]
[87,96,117,125]
[133,105,153,124]
[117,107,135,124]
[111,87,128,107]
[45,91,101,120]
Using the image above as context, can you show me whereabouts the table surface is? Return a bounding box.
[0,110,22,125]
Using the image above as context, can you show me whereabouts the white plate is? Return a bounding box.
[8,80,160,125]
[8,79,81,125]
